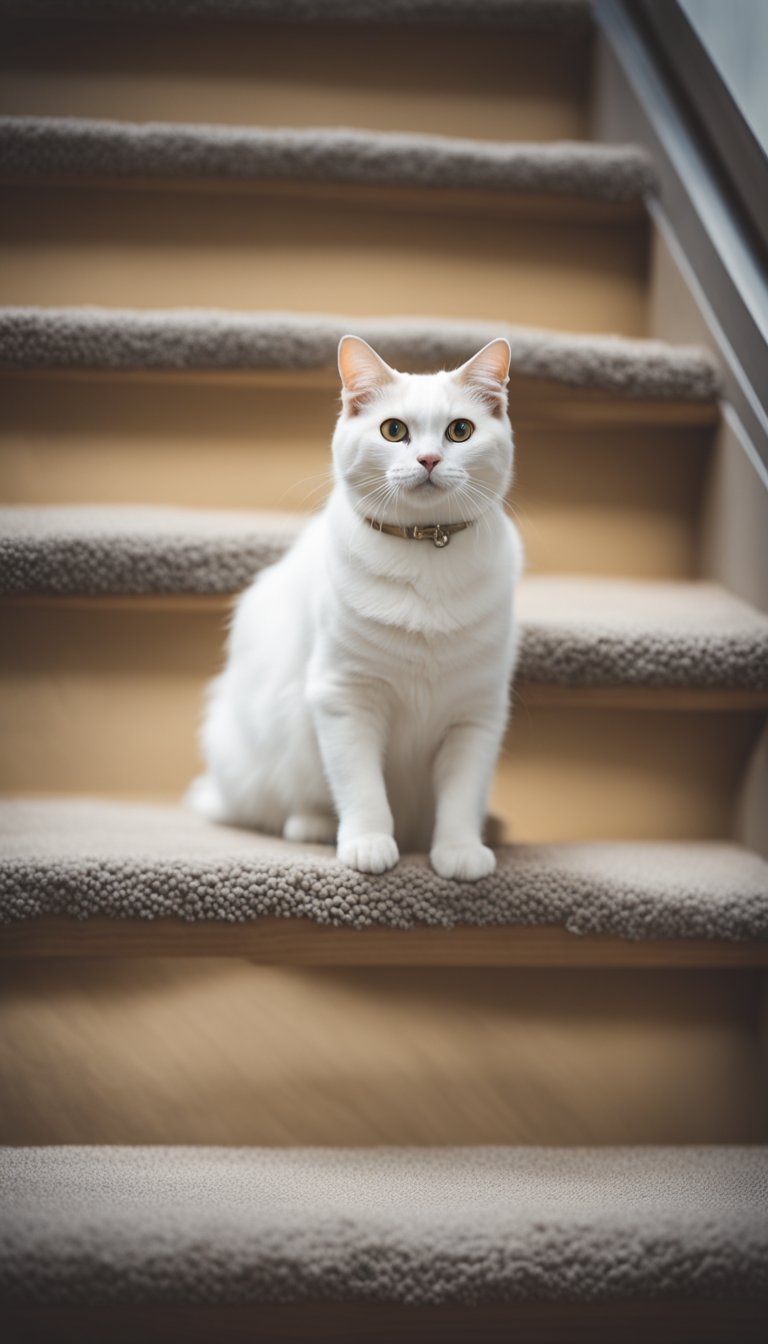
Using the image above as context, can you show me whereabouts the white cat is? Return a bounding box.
[188,335,523,880]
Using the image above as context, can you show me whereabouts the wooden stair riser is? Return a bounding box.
[0,960,764,1145]
[4,1300,767,1344]
[0,183,649,335]
[0,376,714,579]
[6,917,766,968]
[1,601,762,839]
[0,19,592,142]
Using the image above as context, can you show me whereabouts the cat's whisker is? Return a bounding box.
[449,485,485,549]
[454,482,498,546]
[501,493,524,526]
[355,482,397,519]
[463,478,503,506]
[280,469,336,512]
[345,479,401,560]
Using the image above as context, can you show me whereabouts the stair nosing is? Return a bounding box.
[2,505,767,695]
[0,308,722,402]
[1,1144,766,1308]
[2,799,767,948]
[0,116,655,203]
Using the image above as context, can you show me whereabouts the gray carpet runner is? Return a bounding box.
[2,800,767,939]
[3,506,767,692]
[0,505,299,597]
[0,117,654,201]
[0,307,720,399]
[1,1146,766,1305]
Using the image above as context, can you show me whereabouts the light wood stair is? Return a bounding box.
[0,0,594,141]
[0,0,766,1338]
[1,507,765,836]
[0,310,721,578]
[0,118,652,328]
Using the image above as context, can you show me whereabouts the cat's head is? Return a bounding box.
[332,336,514,528]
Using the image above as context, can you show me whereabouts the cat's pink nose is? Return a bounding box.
[418,454,442,474]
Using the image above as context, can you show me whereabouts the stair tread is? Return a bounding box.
[0,307,720,401]
[516,574,768,691]
[2,505,767,692]
[0,115,653,203]
[1,1144,766,1305]
[2,799,766,945]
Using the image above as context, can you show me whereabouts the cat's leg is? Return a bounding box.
[430,722,501,881]
[282,812,337,844]
[309,680,398,874]
[185,773,229,822]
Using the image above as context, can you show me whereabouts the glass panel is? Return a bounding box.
[679,0,768,151]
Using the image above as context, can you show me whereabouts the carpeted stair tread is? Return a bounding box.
[0,504,300,597]
[516,575,768,691]
[0,307,720,401]
[0,2,594,32]
[2,505,767,691]
[1,1145,766,1305]
[0,116,653,202]
[2,799,767,940]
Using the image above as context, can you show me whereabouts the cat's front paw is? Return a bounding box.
[430,842,496,882]
[338,833,399,874]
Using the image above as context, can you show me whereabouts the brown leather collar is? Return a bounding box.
[364,517,471,548]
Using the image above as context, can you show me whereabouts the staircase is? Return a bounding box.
[1,1,767,1340]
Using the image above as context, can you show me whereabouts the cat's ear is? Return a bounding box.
[455,338,511,416]
[338,335,395,414]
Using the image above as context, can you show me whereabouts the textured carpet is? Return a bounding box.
[0,2,593,30]
[2,506,767,692]
[2,800,767,939]
[0,307,720,400]
[0,117,653,201]
[516,575,768,691]
[1,1146,766,1305]
[0,505,300,599]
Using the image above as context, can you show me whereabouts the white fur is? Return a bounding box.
[188,337,524,880]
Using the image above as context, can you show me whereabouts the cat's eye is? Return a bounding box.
[446,419,474,443]
[380,419,408,442]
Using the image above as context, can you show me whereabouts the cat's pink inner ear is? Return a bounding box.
[338,335,395,413]
[455,338,511,416]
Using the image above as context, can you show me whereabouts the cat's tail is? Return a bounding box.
[184,773,230,823]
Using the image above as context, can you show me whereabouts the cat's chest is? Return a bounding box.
[320,526,514,682]
[335,581,500,684]
[336,554,501,640]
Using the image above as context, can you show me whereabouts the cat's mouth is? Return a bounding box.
[411,476,446,492]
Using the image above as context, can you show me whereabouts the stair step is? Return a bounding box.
[0,116,654,206]
[0,393,713,580]
[0,503,301,596]
[2,540,763,819]
[2,799,766,963]
[0,306,720,404]
[0,126,651,330]
[1,4,593,145]
[1,1146,765,1337]
[0,310,720,578]
[516,576,768,694]
[3,608,761,822]
[2,506,766,696]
